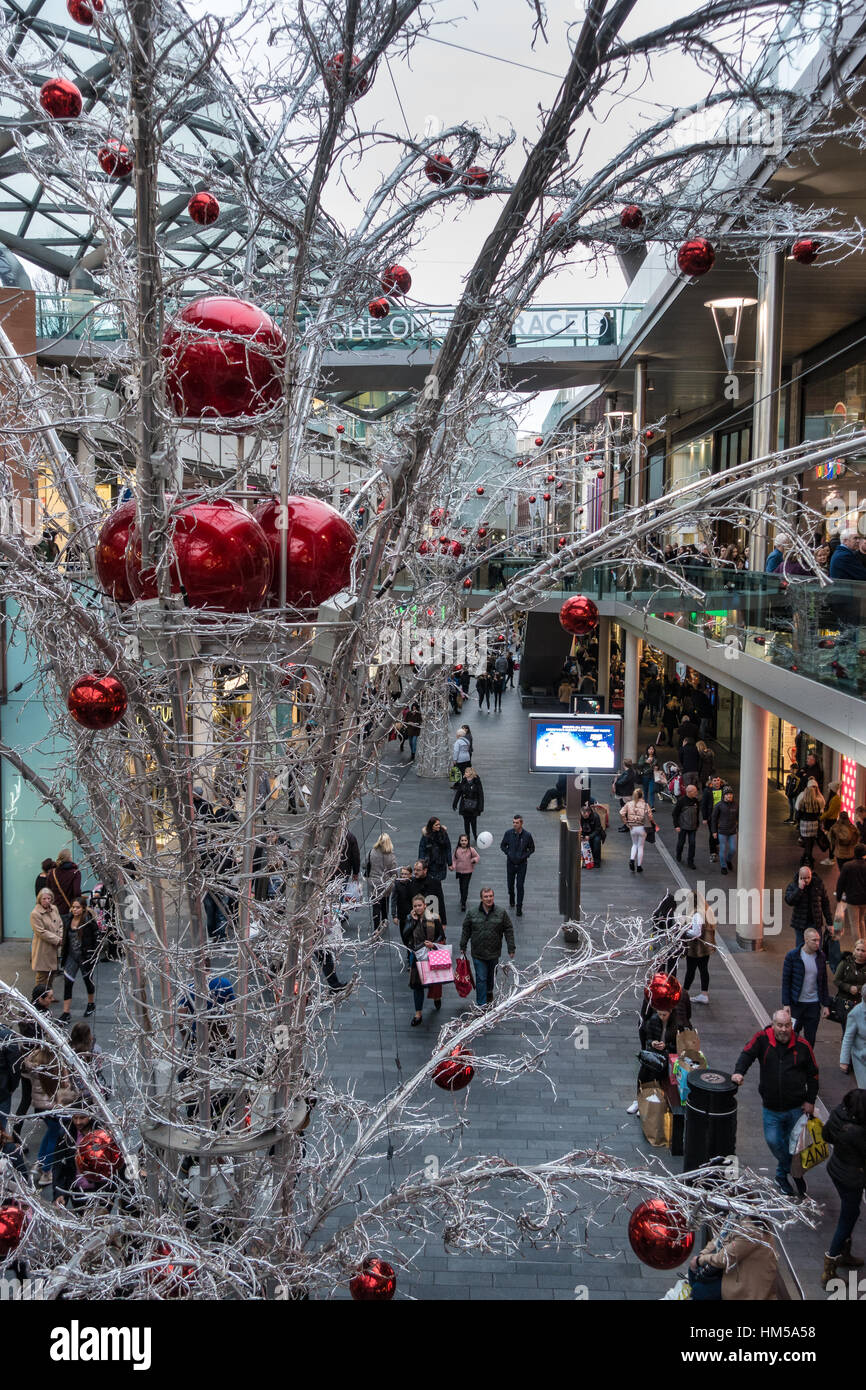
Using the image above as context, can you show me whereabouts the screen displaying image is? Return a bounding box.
[529,714,621,773]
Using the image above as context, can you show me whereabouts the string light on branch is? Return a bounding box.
[67,675,128,730]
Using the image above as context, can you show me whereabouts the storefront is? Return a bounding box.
[766,715,800,788]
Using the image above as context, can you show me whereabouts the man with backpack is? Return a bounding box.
[673,784,701,868]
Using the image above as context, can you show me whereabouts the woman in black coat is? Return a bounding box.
[823,1089,866,1283]
[59,896,99,1021]
[418,818,453,885]
[452,768,484,843]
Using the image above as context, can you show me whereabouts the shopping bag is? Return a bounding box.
[789,1112,809,1155]
[676,1028,702,1062]
[797,1116,830,1173]
[427,947,451,970]
[416,943,455,986]
[580,839,594,868]
[638,1082,670,1147]
[660,1277,692,1301]
[454,954,474,999]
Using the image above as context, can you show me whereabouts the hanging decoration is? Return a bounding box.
[432,1046,475,1091]
[368,297,390,319]
[66,0,103,23]
[162,297,286,420]
[39,78,83,119]
[67,675,128,730]
[97,141,134,178]
[126,498,272,612]
[188,191,220,225]
[620,204,644,230]
[255,495,356,607]
[628,1200,695,1269]
[462,165,489,196]
[324,52,371,98]
[380,265,411,295]
[75,1128,123,1180]
[95,499,137,604]
[676,238,715,276]
[349,1257,397,1300]
[424,152,453,184]
[791,238,820,264]
[0,1201,30,1258]
[559,595,599,636]
[645,972,682,1011]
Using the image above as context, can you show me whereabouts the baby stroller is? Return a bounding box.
[656,762,681,804]
[90,882,124,961]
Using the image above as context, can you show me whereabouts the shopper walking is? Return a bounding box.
[781,927,830,1048]
[841,995,866,1088]
[490,668,505,712]
[451,834,480,912]
[682,896,716,1005]
[452,726,472,777]
[30,889,62,990]
[418,818,453,890]
[401,702,422,761]
[637,744,658,810]
[476,672,490,712]
[696,740,716,786]
[499,815,535,916]
[821,1089,866,1287]
[701,775,723,863]
[732,1009,819,1198]
[459,886,515,1008]
[795,781,825,866]
[407,901,446,1026]
[365,833,398,932]
[831,811,860,874]
[452,767,484,843]
[621,788,650,873]
[711,786,739,875]
[59,897,99,1022]
[785,864,833,950]
[407,859,447,927]
[784,762,804,823]
[24,1045,76,1190]
[673,784,701,869]
[837,845,866,941]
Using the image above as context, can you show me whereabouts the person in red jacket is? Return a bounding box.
[732,1009,819,1199]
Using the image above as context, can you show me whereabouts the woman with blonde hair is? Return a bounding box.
[30,887,63,989]
[366,832,398,931]
[795,779,825,867]
[620,787,651,873]
[23,1044,76,1188]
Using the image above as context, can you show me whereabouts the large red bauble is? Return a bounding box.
[162,297,286,421]
[534,436,544,446]
[543,492,551,501]
[381,265,411,295]
[127,497,272,611]
[449,540,464,558]
[368,297,390,319]
[528,494,537,503]
[188,191,220,226]
[628,1200,694,1270]
[67,675,128,730]
[349,1257,397,1301]
[425,152,453,185]
[255,495,356,608]
[476,486,484,495]
[151,1243,196,1299]
[559,595,599,636]
[791,237,820,265]
[39,78,82,119]
[462,577,473,590]
[75,1127,123,1180]
[0,1201,29,1259]
[462,165,489,196]
[67,0,103,22]
[325,52,371,98]
[677,238,715,277]
[98,140,133,177]
[95,499,137,604]
[432,1046,475,1091]
[477,526,488,538]
[620,204,644,230]
[645,972,682,1011]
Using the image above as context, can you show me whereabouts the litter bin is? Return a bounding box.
[683,1068,738,1173]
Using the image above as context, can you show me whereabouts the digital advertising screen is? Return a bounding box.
[528,713,622,774]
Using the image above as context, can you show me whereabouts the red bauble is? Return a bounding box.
[368,297,390,319]
[187,191,220,226]
[546,474,555,482]
[381,265,411,295]
[418,540,430,555]
[620,204,644,230]
[477,526,488,538]
[0,1201,29,1259]
[628,1200,694,1270]
[677,238,715,277]
[516,459,525,468]
[558,537,567,547]
[462,165,489,196]
[67,675,128,730]
[449,540,463,558]
[66,0,103,22]
[543,492,551,501]
[792,237,820,265]
[596,469,605,478]
[528,495,537,503]
[559,595,599,636]
[438,535,449,545]
[432,1046,475,1091]
[645,971,682,1011]
[255,495,356,608]
[462,577,472,590]
[545,211,561,230]
[534,436,544,446]
[95,499,137,604]
[430,506,445,525]
[476,486,485,495]
[97,140,133,178]
[349,1257,396,1301]
[75,1127,122,1180]
[325,51,371,98]
[336,424,345,434]
[645,429,655,440]
[127,498,272,612]
[584,453,594,462]
[152,1243,196,1299]
[163,297,285,421]
[425,152,453,185]
[39,78,82,119]
[341,486,351,495]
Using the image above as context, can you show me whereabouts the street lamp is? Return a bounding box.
[705,297,757,372]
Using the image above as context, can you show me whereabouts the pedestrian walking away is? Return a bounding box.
[452,726,473,777]
[821,1089,866,1287]
[781,927,830,1048]
[499,815,535,916]
[732,1009,819,1198]
[451,834,480,912]
[365,833,398,932]
[620,788,651,872]
[459,886,515,1008]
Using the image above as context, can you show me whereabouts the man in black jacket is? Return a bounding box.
[407,859,446,928]
[732,1009,819,1197]
[499,815,535,916]
[672,785,700,868]
[837,844,866,942]
[784,864,833,949]
[579,804,603,868]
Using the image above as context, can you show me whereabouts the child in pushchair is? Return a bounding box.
[656,763,681,804]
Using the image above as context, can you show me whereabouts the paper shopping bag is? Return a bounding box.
[676,1028,702,1062]
[416,944,455,986]
[638,1082,670,1147]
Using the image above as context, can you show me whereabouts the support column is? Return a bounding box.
[631,361,647,510]
[735,699,770,950]
[752,245,786,571]
[596,618,611,710]
[622,630,640,762]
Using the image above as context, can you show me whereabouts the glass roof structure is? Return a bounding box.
[0,0,313,284]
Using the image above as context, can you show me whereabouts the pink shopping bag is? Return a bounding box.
[417,944,455,986]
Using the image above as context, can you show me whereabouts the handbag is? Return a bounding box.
[827,993,853,1026]
[645,823,656,844]
[638,1047,668,1075]
[454,953,474,999]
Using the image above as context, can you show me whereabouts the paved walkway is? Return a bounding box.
[0,686,850,1300]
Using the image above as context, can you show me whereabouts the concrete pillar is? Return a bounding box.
[735,698,770,950]
[752,245,786,570]
[631,360,647,510]
[597,618,611,709]
[623,630,641,761]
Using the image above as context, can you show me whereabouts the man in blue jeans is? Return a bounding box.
[499,815,535,917]
[460,886,515,1008]
[732,1008,819,1198]
[781,926,830,1047]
